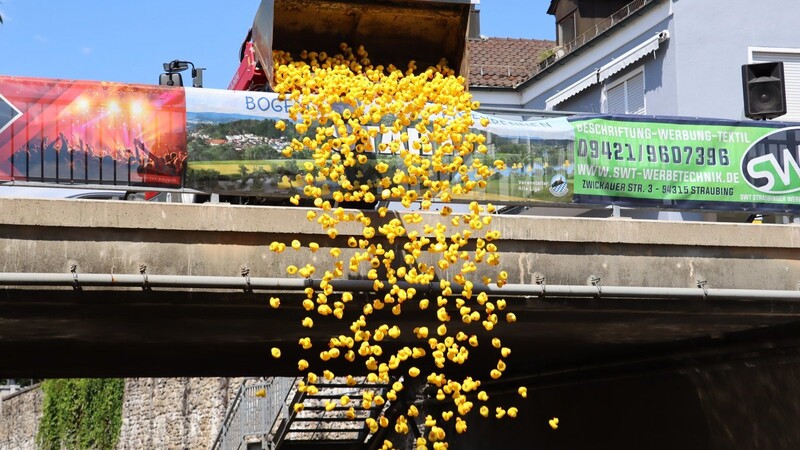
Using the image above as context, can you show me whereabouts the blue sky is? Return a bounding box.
[0,0,554,89]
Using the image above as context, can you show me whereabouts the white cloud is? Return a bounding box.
[33,34,49,44]
[81,47,92,55]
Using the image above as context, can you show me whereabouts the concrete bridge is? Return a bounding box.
[3,197,800,448]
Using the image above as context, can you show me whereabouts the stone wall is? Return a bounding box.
[0,378,243,450]
[0,385,43,450]
[117,377,243,450]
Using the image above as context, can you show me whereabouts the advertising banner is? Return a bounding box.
[457,112,574,205]
[570,116,799,212]
[0,75,186,187]
[183,88,300,196]
[182,89,576,204]
[2,75,800,213]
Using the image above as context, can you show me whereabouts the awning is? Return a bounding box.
[545,71,600,110]
[545,30,670,109]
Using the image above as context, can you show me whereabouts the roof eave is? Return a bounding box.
[469,85,518,90]
[546,0,559,15]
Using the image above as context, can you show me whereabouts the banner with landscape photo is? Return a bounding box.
[183,89,576,204]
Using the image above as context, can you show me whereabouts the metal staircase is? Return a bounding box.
[212,377,298,450]
[213,377,389,450]
[274,378,389,450]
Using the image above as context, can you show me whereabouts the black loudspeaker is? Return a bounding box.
[742,62,786,120]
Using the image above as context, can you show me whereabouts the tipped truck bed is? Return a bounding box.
[252,0,477,88]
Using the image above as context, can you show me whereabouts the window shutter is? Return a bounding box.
[626,72,645,114]
[605,71,644,114]
[752,51,800,121]
[607,82,626,114]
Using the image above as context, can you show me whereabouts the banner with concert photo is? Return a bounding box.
[0,75,186,187]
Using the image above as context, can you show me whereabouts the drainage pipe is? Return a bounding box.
[0,272,798,302]
[0,273,310,290]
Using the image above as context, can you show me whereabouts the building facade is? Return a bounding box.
[471,0,800,122]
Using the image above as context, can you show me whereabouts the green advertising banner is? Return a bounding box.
[570,116,800,212]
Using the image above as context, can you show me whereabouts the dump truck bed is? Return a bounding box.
[252,0,477,88]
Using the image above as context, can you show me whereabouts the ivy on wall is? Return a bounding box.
[37,379,125,450]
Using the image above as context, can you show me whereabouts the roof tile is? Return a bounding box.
[468,37,555,88]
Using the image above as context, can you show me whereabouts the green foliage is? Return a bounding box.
[196,118,294,140]
[496,142,529,155]
[537,48,556,62]
[186,167,221,189]
[189,141,242,162]
[275,159,301,176]
[188,119,294,163]
[242,143,279,161]
[37,379,125,450]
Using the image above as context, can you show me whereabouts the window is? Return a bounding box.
[605,70,645,114]
[557,11,577,47]
[751,48,800,122]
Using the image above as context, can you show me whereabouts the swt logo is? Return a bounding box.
[742,127,800,194]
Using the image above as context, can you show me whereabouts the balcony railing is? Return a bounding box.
[534,0,657,78]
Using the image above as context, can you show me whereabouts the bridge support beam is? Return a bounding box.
[1,198,800,381]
